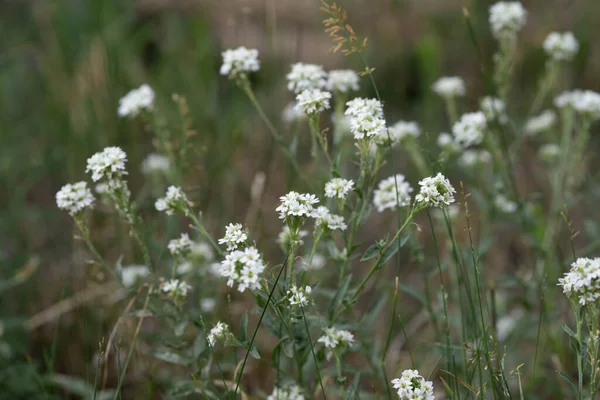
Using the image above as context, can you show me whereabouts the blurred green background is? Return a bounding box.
[1,0,600,398]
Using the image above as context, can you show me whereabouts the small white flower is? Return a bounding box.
[120,265,149,288]
[118,84,154,118]
[313,206,347,231]
[377,121,421,146]
[86,147,128,183]
[168,233,193,258]
[282,102,307,123]
[480,96,508,124]
[311,253,327,269]
[201,298,217,313]
[220,247,266,292]
[56,182,95,216]
[345,98,384,119]
[554,90,583,109]
[391,369,435,400]
[276,192,319,220]
[267,383,305,400]
[432,76,466,98]
[452,112,487,148]
[295,89,332,115]
[220,47,260,78]
[218,223,248,251]
[559,257,600,305]
[207,321,229,346]
[458,149,492,168]
[415,173,456,208]
[162,279,192,298]
[525,110,557,136]
[287,63,327,93]
[155,186,189,215]
[495,194,517,213]
[287,285,312,307]
[317,327,355,352]
[373,174,413,212]
[538,143,560,162]
[190,242,215,262]
[326,69,360,93]
[437,133,460,152]
[543,32,579,62]
[489,2,527,41]
[141,153,169,175]
[324,177,354,199]
[556,90,600,119]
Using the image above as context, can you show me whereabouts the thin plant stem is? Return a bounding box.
[300,305,327,400]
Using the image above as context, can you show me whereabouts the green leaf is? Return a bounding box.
[381,238,402,264]
[329,274,352,321]
[556,370,578,396]
[283,339,295,358]
[346,373,361,399]
[152,349,190,366]
[249,345,261,360]
[562,323,577,340]
[361,243,379,261]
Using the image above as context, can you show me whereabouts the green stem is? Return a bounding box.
[576,306,584,400]
[301,305,327,399]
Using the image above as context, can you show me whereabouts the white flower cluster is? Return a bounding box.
[118,84,154,118]
[220,247,266,292]
[432,76,466,98]
[559,258,600,305]
[324,177,354,199]
[345,98,387,140]
[313,206,347,231]
[218,223,248,251]
[373,174,413,212]
[295,89,332,115]
[86,146,128,185]
[287,63,327,93]
[219,47,260,78]
[287,285,312,307]
[317,327,355,350]
[326,69,360,93]
[391,369,435,400]
[141,153,169,175]
[415,173,456,208]
[162,279,192,298]
[190,242,215,263]
[56,182,95,216]
[168,233,193,258]
[480,96,507,123]
[543,32,579,62]
[458,149,492,168]
[489,2,527,41]
[525,110,556,136]
[555,90,600,120]
[276,192,319,220]
[121,265,149,288]
[377,121,421,146]
[208,321,229,346]
[452,112,487,148]
[267,384,305,400]
[155,186,189,215]
[495,194,517,213]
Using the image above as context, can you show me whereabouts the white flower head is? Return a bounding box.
[326,69,360,93]
[120,265,149,288]
[543,32,579,62]
[282,102,307,123]
[295,89,332,116]
[391,369,435,400]
[207,321,229,346]
[458,149,492,168]
[437,133,460,152]
[168,233,193,258]
[559,257,600,305]
[432,76,466,98]
[373,174,413,212]
[495,194,517,213]
[554,90,583,109]
[190,242,215,263]
[525,110,556,136]
[415,173,456,208]
[317,327,355,353]
[452,112,487,148]
[345,98,384,119]
[325,177,354,199]
[141,153,169,175]
[377,121,421,146]
[201,298,217,313]
[267,383,305,400]
[155,186,189,215]
[313,206,347,231]
[489,2,527,41]
[287,285,312,307]
[311,253,327,269]
[556,90,600,120]
[276,191,319,221]
[118,84,154,118]
[162,279,192,299]
[220,247,266,292]
[56,181,95,216]
[218,223,248,251]
[220,47,260,78]
[86,147,128,183]
[287,63,327,93]
[480,96,507,124]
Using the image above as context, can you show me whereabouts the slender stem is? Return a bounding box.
[301,305,327,399]
[188,211,224,257]
[576,306,583,400]
[75,219,120,282]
